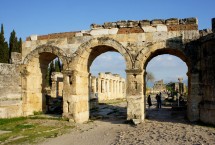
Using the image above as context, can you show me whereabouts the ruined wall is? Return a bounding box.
[0,64,22,118]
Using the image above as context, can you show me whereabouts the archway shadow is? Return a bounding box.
[89,99,128,125]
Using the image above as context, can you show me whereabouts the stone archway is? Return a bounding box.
[62,37,133,123]
[134,41,203,122]
[22,45,68,116]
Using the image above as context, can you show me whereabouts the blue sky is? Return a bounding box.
[0,0,213,85]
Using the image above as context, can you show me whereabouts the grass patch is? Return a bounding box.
[0,116,75,145]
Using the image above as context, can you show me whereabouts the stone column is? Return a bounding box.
[91,76,97,94]
[126,69,145,122]
[51,74,57,98]
[98,77,101,93]
[101,79,105,93]
[113,80,116,94]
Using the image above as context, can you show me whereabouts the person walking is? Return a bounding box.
[156,94,159,108]
[147,95,152,109]
[158,92,162,109]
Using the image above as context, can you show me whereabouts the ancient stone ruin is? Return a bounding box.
[152,80,166,93]
[0,17,215,125]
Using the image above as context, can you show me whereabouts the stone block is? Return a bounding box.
[127,20,139,28]
[156,25,168,32]
[116,20,127,28]
[167,24,198,31]
[117,27,144,34]
[30,35,37,41]
[151,19,165,26]
[165,18,179,25]
[180,17,198,25]
[90,23,103,29]
[141,26,156,33]
[90,29,109,36]
[108,28,118,35]
[139,20,150,26]
[103,22,117,29]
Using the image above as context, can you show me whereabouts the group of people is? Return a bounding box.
[147,92,162,109]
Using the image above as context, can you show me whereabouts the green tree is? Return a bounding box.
[18,38,22,53]
[55,58,61,72]
[146,71,155,84]
[9,30,21,60]
[48,61,55,86]
[0,24,9,63]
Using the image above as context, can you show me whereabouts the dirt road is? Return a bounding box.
[39,100,215,145]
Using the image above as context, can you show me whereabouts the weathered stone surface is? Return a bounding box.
[167,24,198,31]
[117,27,144,34]
[127,20,139,28]
[0,64,22,118]
[30,35,37,41]
[165,18,179,25]
[141,26,156,33]
[156,25,168,32]
[180,17,198,25]
[139,20,150,26]
[116,20,127,28]
[90,23,103,29]
[90,29,109,36]
[151,19,165,26]
[103,22,117,29]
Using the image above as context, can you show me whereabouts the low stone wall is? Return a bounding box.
[0,63,22,118]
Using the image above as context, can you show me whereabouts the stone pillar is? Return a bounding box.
[126,69,145,122]
[62,70,89,123]
[51,75,57,98]
[187,73,202,122]
[212,18,215,33]
[98,78,101,93]
[91,76,97,94]
[101,79,105,93]
[107,80,109,93]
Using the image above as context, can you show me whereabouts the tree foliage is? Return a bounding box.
[0,24,9,63]
[55,57,61,72]
[9,30,22,60]
[146,71,155,83]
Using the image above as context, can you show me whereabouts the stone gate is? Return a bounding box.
[0,17,215,125]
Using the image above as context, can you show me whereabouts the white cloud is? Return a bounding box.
[90,52,126,78]
[146,54,188,83]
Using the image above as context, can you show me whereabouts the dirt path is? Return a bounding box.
[39,101,215,145]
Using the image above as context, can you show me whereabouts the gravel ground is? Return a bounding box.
[39,100,215,145]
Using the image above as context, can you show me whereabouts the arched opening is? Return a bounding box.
[22,46,66,116]
[143,48,190,122]
[69,38,132,123]
[89,51,127,120]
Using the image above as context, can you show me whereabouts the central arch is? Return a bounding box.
[63,37,133,123]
